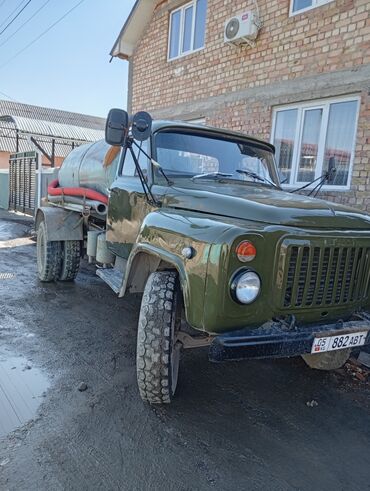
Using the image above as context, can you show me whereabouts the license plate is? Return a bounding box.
[311,331,368,354]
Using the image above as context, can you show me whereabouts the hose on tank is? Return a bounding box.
[47,179,108,205]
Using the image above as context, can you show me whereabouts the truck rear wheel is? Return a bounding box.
[302,349,351,370]
[37,220,62,282]
[59,240,81,281]
[136,271,181,404]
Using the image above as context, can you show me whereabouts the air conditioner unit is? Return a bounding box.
[224,12,260,47]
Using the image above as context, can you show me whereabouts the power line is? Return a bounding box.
[0,89,17,101]
[0,0,32,37]
[0,0,86,70]
[0,0,52,49]
[0,0,27,30]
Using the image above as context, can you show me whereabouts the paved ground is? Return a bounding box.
[0,212,370,491]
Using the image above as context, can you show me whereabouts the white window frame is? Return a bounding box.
[271,95,361,191]
[167,0,206,61]
[289,0,334,16]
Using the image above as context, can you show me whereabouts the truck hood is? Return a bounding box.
[161,183,370,229]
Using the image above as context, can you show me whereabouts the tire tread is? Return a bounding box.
[136,271,177,404]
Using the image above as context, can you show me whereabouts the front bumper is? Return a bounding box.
[209,317,370,362]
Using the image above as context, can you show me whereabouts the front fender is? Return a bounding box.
[120,209,225,330]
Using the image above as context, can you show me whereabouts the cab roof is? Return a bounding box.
[150,120,275,153]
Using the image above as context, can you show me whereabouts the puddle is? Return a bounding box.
[0,351,49,438]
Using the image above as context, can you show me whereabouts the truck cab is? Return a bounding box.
[35,109,370,404]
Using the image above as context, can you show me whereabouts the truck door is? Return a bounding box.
[106,140,153,259]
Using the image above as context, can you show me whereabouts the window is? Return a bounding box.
[290,0,334,15]
[154,131,277,186]
[272,97,360,189]
[168,0,207,60]
[122,140,149,176]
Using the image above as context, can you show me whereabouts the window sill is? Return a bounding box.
[168,46,204,62]
[281,184,351,192]
[289,0,334,17]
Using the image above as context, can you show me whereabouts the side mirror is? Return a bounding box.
[132,111,152,141]
[105,108,129,146]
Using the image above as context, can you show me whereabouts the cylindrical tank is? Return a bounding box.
[58,140,121,196]
[96,233,115,264]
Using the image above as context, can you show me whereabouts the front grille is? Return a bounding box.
[282,243,370,309]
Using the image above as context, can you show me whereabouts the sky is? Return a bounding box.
[0,0,136,117]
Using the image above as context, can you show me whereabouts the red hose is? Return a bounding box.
[48,179,108,205]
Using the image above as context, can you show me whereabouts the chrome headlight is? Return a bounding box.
[231,270,261,304]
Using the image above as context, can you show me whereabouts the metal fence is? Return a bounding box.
[8,151,37,214]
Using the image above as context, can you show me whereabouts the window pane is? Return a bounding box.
[169,10,181,59]
[194,0,207,49]
[182,6,193,53]
[273,109,298,183]
[293,0,312,11]
[123,141,148,176]
[297,108,322,183]
[323,101,358,186]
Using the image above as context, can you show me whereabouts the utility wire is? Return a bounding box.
[0,89,17,101]
[0,0,52,49]
[0,0,27,30]
[0,0,85,70]
[0,0,32,37]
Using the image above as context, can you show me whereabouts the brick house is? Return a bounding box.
[111,0,370,210]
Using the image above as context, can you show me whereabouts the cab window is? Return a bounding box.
[121,140,149,177]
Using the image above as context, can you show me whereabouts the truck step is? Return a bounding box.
[96,267,123,294]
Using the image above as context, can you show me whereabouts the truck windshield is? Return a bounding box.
[154,130,279,187]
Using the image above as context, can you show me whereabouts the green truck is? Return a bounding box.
[35,110,370,403]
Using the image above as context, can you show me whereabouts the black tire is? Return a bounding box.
[302,348,351,370]
[136,271,181,404]
[37,220,62,282]
[59,240,81,281]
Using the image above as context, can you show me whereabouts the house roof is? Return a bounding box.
[0,99,106,156]
[110,0,158,59]
[0,115,104,142]
[0,99,106,130]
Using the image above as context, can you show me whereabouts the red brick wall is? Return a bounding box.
[131,0,369,112]
[129,0,370,211]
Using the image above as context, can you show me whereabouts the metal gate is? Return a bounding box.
[8,151,38,214]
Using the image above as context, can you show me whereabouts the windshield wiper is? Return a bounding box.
[236,169,277,187]
[192,172,233,181]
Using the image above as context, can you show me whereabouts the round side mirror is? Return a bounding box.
[132,111,152,141]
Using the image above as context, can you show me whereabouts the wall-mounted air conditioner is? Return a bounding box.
[224,12,261,47]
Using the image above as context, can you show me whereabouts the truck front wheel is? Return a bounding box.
[136,271,181,404]
[37,220,62,282]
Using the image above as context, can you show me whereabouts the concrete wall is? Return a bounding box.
[129,0,370,211]
[0,170,9,209]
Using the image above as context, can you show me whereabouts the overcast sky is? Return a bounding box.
[0,0,136,117]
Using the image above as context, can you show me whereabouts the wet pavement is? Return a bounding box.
[0,212,370,490]
[0,349,48,438]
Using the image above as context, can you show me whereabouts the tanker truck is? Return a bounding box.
[35,109,370,404]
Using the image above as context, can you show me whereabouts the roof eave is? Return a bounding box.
[110,0,158,60]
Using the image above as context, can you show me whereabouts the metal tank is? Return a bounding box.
[58,140,120,196]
